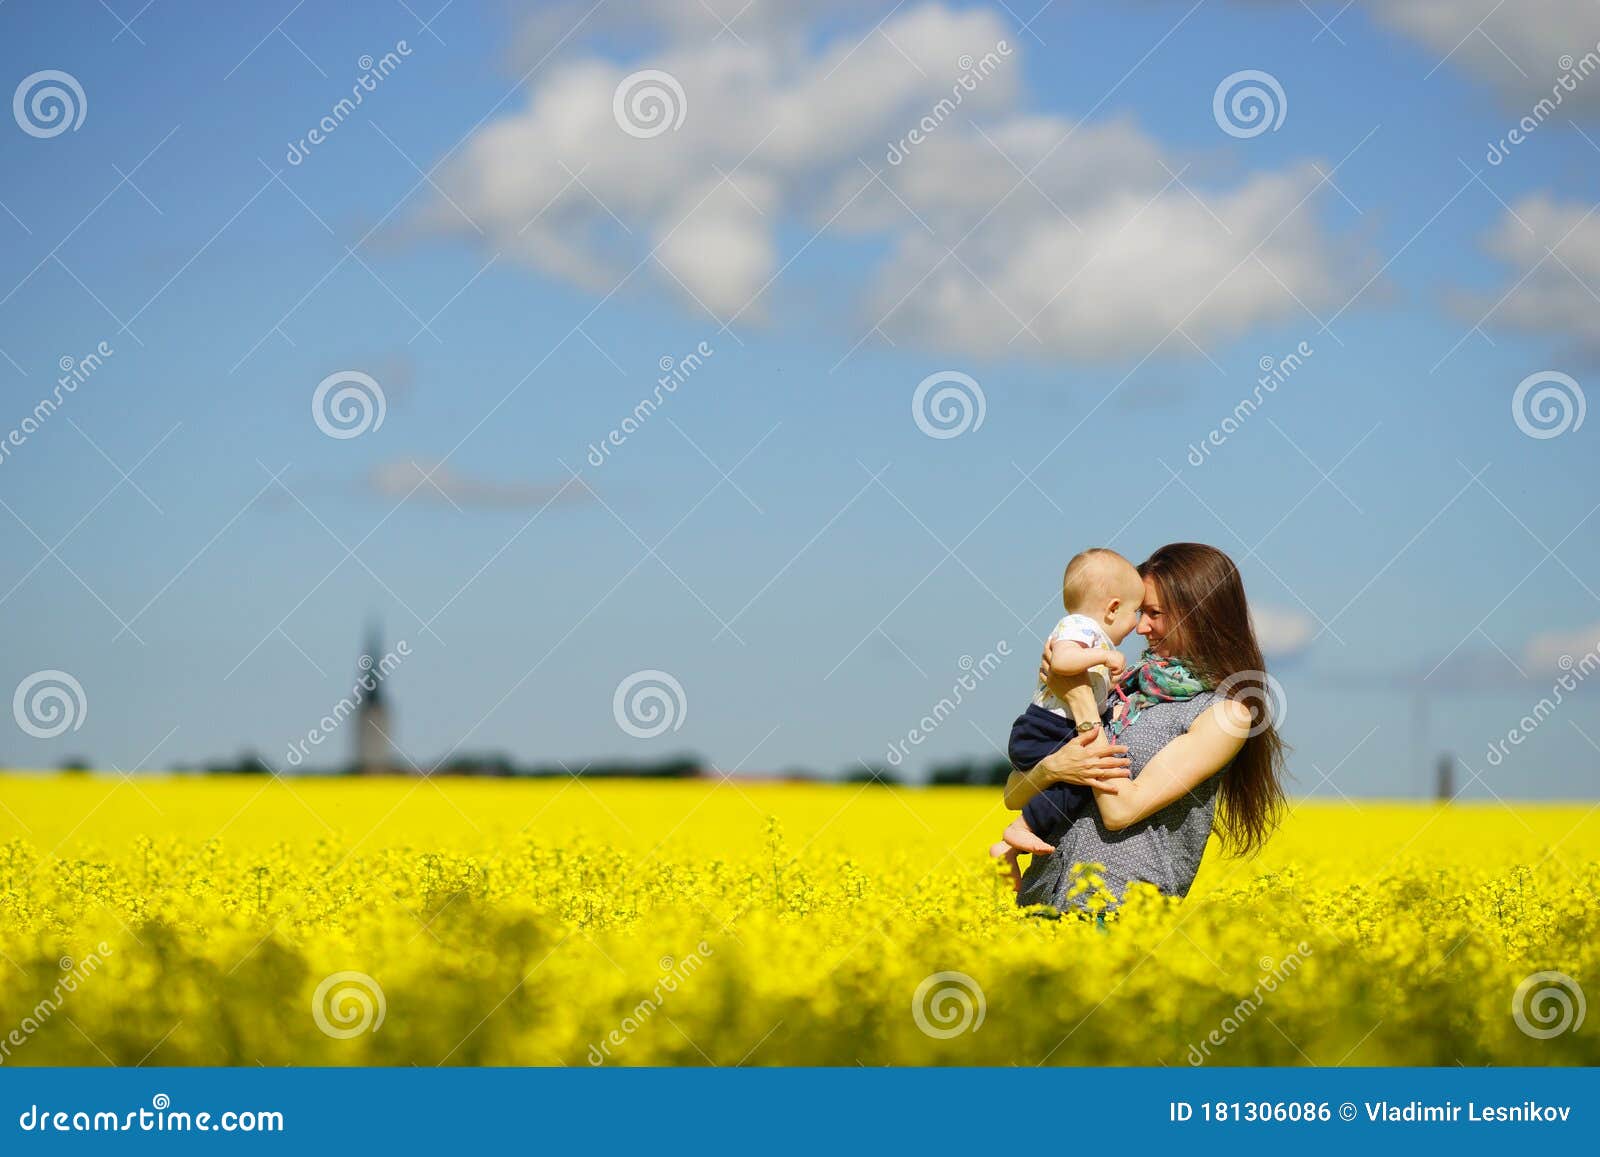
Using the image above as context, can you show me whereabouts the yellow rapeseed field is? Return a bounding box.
[0,774,1595,1066]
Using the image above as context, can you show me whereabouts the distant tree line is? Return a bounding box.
[70,752,1014,784]
[923,757,1014,786]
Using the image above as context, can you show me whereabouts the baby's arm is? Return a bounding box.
[1046,640,1113,734]
[1046,640,1118,678]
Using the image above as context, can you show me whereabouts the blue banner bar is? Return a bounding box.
[1,1068,1594,1152]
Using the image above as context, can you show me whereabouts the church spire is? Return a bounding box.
[360,620,386,706]
[355,620,394,774]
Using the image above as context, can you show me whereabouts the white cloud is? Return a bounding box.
[1523,620,1600,674]
[366,460,595,509]
[1373,0,1600,113]
[1251,604,1315,660]
[1463,195,1600,350]
[863,153,1350,359]
[429,3,1364,359]
[507,0,869,65]
[650,176,778,317]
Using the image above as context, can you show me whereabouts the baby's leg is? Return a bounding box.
[989,815,1055,893]
[988,840,1023,893]
[1002,814,1056,855]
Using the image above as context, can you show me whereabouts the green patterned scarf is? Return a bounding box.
[1106,652,1213,738]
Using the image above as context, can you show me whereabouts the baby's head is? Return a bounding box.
[1062,547,1144,644]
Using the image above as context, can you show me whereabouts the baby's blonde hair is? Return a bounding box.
[1062,547,1136,613]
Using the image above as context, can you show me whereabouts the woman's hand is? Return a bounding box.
[1035,728,1131,791]
[1001,727,1129,810]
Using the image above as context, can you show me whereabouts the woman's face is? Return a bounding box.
[1135,575,1177,657]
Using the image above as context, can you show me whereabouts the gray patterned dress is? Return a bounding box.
[1015,691,1226,911]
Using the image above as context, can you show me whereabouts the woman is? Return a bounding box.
[1008,542,1286,911]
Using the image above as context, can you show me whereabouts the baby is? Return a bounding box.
[990,548,1144,886]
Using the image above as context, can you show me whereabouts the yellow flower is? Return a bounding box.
[0,779,1594,1066]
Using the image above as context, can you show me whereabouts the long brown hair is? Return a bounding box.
[1139,542,1286,855]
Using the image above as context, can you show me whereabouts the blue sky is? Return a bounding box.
[1,0,1597,797]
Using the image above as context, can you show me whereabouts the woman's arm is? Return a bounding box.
[1004,728,1132,810]
[1091,699,1250,831]
[1002,763,1056,811]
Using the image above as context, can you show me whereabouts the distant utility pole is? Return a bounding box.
[1435,752,1455,803]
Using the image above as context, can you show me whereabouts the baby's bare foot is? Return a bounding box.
[988,840,1023,893]
[1002,816,1056,856]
